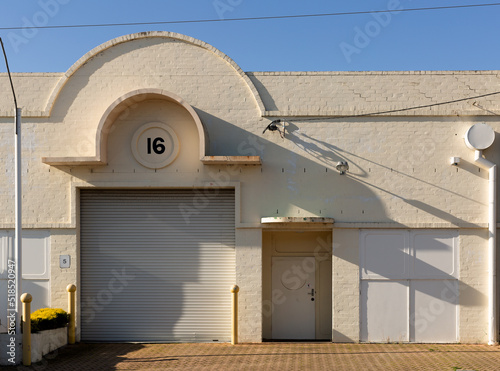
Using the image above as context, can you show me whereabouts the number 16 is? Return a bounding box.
[147,137,166,155]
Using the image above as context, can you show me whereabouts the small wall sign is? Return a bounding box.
[60,255,71,268]
[131,122,180,169]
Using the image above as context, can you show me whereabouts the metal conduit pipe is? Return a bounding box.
[464,123,497,345]
[474,150,498,345]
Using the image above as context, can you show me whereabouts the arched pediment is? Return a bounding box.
[42,88,261,166]
[43,31,265,117]
[42,89,208,165]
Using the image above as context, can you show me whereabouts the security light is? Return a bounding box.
[263,119,284,138]
[336,161,349,175]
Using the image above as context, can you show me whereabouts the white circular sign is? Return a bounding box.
[465,123,495,151]
[131,122,180,169]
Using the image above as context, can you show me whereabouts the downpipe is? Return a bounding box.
[474,150,497,345]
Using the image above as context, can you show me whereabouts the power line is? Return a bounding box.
[0,2,499,31]
[340,91,500,118]
[472,101,500,115]
[0,37,18,109]
[278,91,500,121]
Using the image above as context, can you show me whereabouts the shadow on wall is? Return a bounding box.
[247,74,279,112]
[197,110,382,220]
[292,121,488,226]
[196,113,488,342]
[198,110,487,226]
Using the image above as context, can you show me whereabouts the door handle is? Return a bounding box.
[307,289,315,297]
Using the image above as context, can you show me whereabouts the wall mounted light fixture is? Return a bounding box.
[262,119,284,138]
[449,157,461,166]
[336,161,349,175]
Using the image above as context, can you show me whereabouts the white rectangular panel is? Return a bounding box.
[361,231,408,279]
[361,280,408,342]
[411,280,458,342]
[0,230,50,332]
[0,231,12,279]
[22,231,50,279]
[412,231,458,279]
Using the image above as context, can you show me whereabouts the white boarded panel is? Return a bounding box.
[0,231,49,278]
[0,231,50,333]
[412,232,458,279]
[0,231,11,279]
[22,231,50,279]
[0,280,8,332]
[411,280,458,342]
[360,231,408,279]
[361,280,408,342]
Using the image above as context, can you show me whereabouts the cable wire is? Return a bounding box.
[0,37,18,109]
[276,90,500,121]
[0,3,499,31]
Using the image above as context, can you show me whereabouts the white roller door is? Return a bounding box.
[80,189,235,342]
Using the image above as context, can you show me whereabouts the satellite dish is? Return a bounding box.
[465,123,495,150]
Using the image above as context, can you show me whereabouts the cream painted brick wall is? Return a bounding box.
[3,71,500,119]
[0,38,496,228]
[0,74,62,116]
[50,230,77,306]
[248,71,500,116]
[332,229,360,342]
[49,230,79,337]
[240,118,493,226]
[235,229,262,342]
[0,33,497,344]
[0,121,70,225]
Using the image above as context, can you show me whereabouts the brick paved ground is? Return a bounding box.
[4,343,500,371]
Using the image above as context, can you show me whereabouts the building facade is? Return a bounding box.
[0,31,499,343]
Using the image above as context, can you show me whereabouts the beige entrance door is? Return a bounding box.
[271,257,316,339]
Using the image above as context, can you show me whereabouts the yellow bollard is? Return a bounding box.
[20,293,32,366]
[230,285,239,345]
[67,284,76,345]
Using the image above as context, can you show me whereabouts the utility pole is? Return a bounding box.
[1,37,22,365]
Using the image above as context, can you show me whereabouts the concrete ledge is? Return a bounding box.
[202,156,261,165]
[261,217,335,224]
[42,156,105,166]
[43,155,262,166]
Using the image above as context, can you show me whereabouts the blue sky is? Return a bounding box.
[0,0,499,72]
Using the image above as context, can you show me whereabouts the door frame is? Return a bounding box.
[262,230,332,340]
